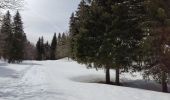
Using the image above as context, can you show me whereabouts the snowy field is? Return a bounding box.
[0,58,169,100]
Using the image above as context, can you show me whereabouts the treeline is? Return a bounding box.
[0,11,71,62]
[36,32,70,60]
[69,0,170,92]
[0,11,36,63]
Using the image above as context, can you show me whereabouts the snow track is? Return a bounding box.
[0,62,48,100]
[0,59,169,100]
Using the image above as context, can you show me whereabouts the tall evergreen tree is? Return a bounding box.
[69,12,80,59]
[9,11,25,63]
[0,11,13,60]
[50,33,57,60]
[36,37,49,60]
[109,0,145,85]
[36,38,41,60]
[44,41,51,60]
[40,36,45,60]
[70,0,145,84]
[70,0,114,83]
[140,0,170,92]
[58,33,61,42]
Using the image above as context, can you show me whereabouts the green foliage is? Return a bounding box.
[50,33,57,60]
[69,0,146,84]
[8,11,25,63]
[36,37,45,60]
[0,11,13,60]
[139,0,170,92]
[70,0,145,69]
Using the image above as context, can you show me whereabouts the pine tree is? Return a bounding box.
[0,11,13,60]
[44,41,51,60]
[64,32,71,58]
[36,38,41,60]
[70,0,145,84]
[140,0,170,92]
[69,13,77,59]
[70,0,113,83]
[70,0,113,84]
[40,37,45,60]
[61,33,69,58]
[50,33,57,60]
[109,0,145,85]
[9,11,25,63]
[58,33,61,42]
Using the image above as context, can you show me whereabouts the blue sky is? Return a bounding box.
[21,0,80,43]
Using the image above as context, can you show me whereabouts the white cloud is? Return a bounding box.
[21,0,80,43]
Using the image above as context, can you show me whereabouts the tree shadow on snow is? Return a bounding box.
[0,67,18,78]
[17,62,42,66]
[122,79,170,93]
[70,74,105,83]
[0,63,8,67]
[71,75,170,93]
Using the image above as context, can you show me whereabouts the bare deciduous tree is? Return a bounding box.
[0,0,24,10]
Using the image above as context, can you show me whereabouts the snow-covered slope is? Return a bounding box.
[0,59,169,100]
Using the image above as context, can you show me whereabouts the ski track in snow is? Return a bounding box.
[0,59,169,100]
[0,60,83,100]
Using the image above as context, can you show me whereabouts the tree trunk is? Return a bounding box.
[106,68,111,84]
[161,71,168,93]
[115,66,120,85]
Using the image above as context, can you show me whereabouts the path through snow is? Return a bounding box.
[0,59,169,100]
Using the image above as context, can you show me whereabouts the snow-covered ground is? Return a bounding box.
[0,58,169,100]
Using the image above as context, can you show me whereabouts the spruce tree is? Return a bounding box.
[0,11,13,60]
[36,38,41,60]
[58,33,61,42]
[70,0,145,84]
[69,13,77,59]
[140,0,170,92]
[40,37,45,60]
[109,0,145,85]
[44,41,51,60]
[50,33,57,60]
[9,11,25,63]
[70,0,114,83]
[61,33,68,58]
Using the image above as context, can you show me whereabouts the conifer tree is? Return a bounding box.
[40,36,45,60]
[58,33,61,42]
[36,38,41,60]
[44,41,50,60]
[9,11,25,63]
[109,0,145,85]
[70,0,114,84]
[0,11,13,60]
[50,33,57,60]
[70,0,114,83]
[69,13,78,59]
[140,0,170,92]
[70,0,145,84]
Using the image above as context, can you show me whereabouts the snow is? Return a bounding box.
[0,58,169,100]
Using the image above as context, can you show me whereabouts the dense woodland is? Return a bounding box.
[36,32,71,60]
[0,0,170,93]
